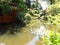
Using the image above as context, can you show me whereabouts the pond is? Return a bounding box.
[0,31,34,45]
[0,24,48,45]
[26,25,47,45]
[0,19,58,45]
[0,0,52,45]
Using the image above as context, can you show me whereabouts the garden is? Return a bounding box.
[0,0,60,45]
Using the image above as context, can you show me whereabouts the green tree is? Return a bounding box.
[50,0,60,4]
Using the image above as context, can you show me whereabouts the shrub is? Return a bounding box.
[45,4,60,30]
[25,15,32,21]
[35,10,40,14]
[33,14,40,17]
[46,4,60,16]
[44,31,60,45]
[2,3,12,14]
[16,10,28,26]
[16,0,28,10]
[29,11,34,16]
[49,0,60,4]
[0,1,12,15]
[25,14,32,23]
[29,10,40,17]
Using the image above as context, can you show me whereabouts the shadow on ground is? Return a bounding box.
[0,21,26,35]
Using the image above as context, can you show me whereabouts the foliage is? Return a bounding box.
[31,1,40,9]
[0,3,3,9]
[46,4,60,16]
[16,10,28,26]
[25,15,32,24]
[0,1,12,14]
[17,2,27,10]
[11,0,20,3]
[0,0,28,26]
[25,15,32,21]
[16,10,27,21]
[29,10,40,17]
[11,0,28,10]
[0,0,27,14]
[10,0,28,25]
[16,9,40,24]
[54,0,60,4]
[45,4,60,30]
[49,0,60,4]
[44,31,60,45]
[2,3,12,14]
[31,4,36,9]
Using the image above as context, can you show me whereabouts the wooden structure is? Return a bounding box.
[0,2,23,24]
[0,10,16,23]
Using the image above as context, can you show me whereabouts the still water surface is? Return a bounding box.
[0,25,46,45]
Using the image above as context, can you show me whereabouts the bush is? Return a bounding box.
[2,3,12,14]
[33,14,40,17]
[0,1,12,14]
[16,0,28,10]
[46,4,60,16]
[16,10,28,26]
[25,14,32,23]
[35,10,40,14]
[45,4,60,30]
[25,15,32,21]
[29,10,40,17]
[29,11,34,16]
[44,31,60,45]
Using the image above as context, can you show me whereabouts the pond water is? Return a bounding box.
[0,25,48,45]
[0,31,34,45]
[26,25,46,45]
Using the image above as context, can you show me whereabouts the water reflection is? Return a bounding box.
[26,25,46,45]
